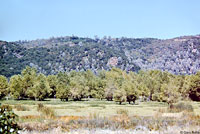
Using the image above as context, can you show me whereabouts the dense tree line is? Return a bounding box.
[0,67,200,104]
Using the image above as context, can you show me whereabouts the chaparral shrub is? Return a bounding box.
[0,104,20,134]
[37,103,55,118]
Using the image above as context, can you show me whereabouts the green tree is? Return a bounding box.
[113,88,126,104]
[104,68,125,101]
[56,83,70,101]
[69,74,86,101]
[188,72,200,101]
[47,75,58,98]
[57,72,69,84]
[95,78,106,100]
[84,70,97,98]
[0,75,8,99]
[95,70,107,100]
[21,66,37,98]
[151,74,181,104]
[146,70,172,101]
[161,83,180,106]
[122,81,139,104]
[27,74,51,101]
[182,75,191,99]
[104,82,117,101]
[106,68,124,87]
[55,72,70,101]
[9,75,24,99]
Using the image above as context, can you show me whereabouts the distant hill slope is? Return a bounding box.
[1,35,200,77]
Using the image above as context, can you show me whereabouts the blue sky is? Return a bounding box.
[1,0,200,41]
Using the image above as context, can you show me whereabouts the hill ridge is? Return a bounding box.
[0,35,200,77]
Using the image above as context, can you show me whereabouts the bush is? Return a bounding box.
[37,103,44,112]
[168,102,194,113]
[0,104,13,111]
[14,105,29,111]
[41,107,55,118]
[0,105,20,134]
[37,103,55,118]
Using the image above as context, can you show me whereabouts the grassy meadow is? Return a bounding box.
[0,99,169,117]
[1,99,200,133]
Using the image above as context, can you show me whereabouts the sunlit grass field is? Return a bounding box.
[1,99,200,133]
[1,99,200,117]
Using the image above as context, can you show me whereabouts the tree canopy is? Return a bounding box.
[0,66,200,104]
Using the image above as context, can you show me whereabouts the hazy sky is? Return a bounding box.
[1,0,200,41]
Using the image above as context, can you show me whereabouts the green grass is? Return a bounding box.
[1,99,200,117]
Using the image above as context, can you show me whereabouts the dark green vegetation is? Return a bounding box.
[1,35,200,77]
[1,66,200,105]
[0,105,20,134]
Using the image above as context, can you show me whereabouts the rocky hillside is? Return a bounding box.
[0,35,200,77]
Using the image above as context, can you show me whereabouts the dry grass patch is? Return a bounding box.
[168,102,194,113]
[116,109,129,116]
[14,104,30,111]
[58,116,84,121]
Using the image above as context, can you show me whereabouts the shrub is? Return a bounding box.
[37,103,55,118]
[41,107,55,118]
[14,105,29,111]
[168,102,194,113]
[0,104,13,111]
[37,103,44,111]
[0,105,20,134]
